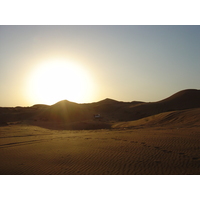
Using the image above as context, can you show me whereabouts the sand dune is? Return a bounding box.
[113,108,200,129]
[39,100,93,122]
[120,89,200,121]
[1,89,200,130]
[0,89,200,175]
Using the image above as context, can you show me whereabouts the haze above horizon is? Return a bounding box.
[0,26,200,107]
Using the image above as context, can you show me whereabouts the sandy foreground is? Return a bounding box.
[0,125,199,175]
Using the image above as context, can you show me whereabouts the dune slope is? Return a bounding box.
[113,108,200,129]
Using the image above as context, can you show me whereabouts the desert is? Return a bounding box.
[0,89,200,175]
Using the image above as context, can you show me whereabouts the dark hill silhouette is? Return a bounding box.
[158,89,200,109]
[0,89,200,129]
[121,89,200,121]
[95,98,120,105]
[83,98,144,121]
[39,100,93,122]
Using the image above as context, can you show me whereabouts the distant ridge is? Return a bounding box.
[159,89,200,107]
[52,99,78,107]
[96,98,120,104]
[0,89,200,129]
[41,99,91,122]
[122,89,200,121]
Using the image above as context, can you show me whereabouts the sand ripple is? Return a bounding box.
[0,126,199,175]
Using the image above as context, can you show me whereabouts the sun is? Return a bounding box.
[27,59,94,105]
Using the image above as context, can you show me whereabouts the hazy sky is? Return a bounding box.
[0,25,200,106]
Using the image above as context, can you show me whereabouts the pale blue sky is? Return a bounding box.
[0,25,200,106]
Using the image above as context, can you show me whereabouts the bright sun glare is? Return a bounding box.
[27,59,94,105]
